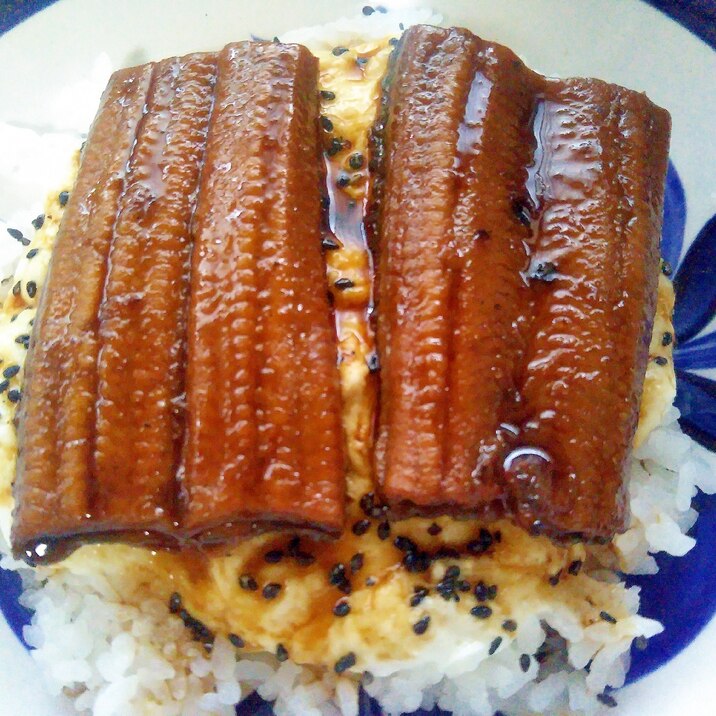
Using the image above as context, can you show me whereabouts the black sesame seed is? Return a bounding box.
[389,37,399,46]
[466,528,493,555]
[471,605,493,620]
[328,563,345,583]
[634,635,649,650]
[334,277,354,290]
[377,521,390,540]
[229,633,245,648]
[264,549,283,564]
[168,592,182,614]
[413,616,430,635]
[179,610,214,645]
[394,535,417,553]
[7,227,30,246]
[445,565,460,579]
[457,580,471,593]
[512,199,532,226]
[31,214,45,230]
[239,574,258,591]
[367,353,380,373]
[12,281,21,296]
[0,380,8,394]
[336,173,351,188]
[410,586,429,607]
[356,56,369,67]
[334,652,357,674]
[474,581,489,602]
[262,583,282,600]
[519,653,531,673]
[58,191,69,207]
[15,334,30,348]
[376,5,387,12]
[350,553,364,574]
[3,365,20,379]
[486,584,498,600]
[362,5,375,15]
[326,137,344,156]
[26,248,39,259]
[597,692,618,708]
[348,152,364,170]
[329,563,350,591]
[654,356,668,366]
[548,569,562,586]
[567,559,583,576]
[489,636,502,655]
[198,628,215,646]
[359,492,386,518]
[661,260,673,276]
[529,260,558,282]
[321,115,334,132]
[26,280,37,298]
[276,643,289,662]
[286,536,301,557]
[359,492,376,516]
[435,578,460,602]
[320,89,336,101]
[403,550,431,573]
[332,47,349,56]
[333,600,351,617]
[502,619,517,633]
[322,236,340,251]
[427,522,442,536]
[7,389,21,403]
[436,579,458,601]
[599,610,617,624]
[352,519,370,536]
[662,331,673,346]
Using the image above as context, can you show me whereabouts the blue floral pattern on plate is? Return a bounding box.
[625,162,716,685]
[0,160,714,715]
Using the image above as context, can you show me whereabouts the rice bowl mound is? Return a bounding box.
[1,8,715,716]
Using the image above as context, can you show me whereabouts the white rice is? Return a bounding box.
[1,8,715,716]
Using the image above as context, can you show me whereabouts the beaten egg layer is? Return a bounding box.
[0,37,676,675]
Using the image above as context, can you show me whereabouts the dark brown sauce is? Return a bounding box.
[325,155,376,363]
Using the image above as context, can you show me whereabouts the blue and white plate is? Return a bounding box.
[0,1,714,714]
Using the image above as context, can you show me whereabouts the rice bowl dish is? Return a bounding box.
[0,7,714,716]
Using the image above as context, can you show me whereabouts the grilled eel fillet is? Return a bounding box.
[12,25,670,561]
[370,25,670,539]
[12,42,345,564]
